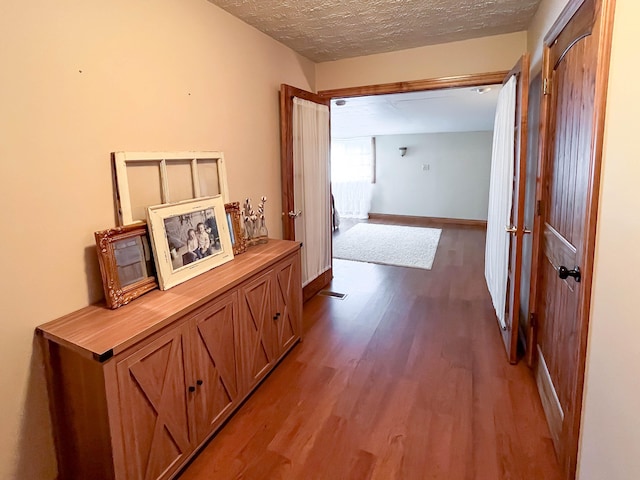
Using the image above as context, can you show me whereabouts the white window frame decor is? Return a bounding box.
[146,195,234,290]
[113,151,229,225]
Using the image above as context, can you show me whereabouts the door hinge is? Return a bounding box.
[543,77,550,96]
[536,200,542,216]
[530,313,536,329]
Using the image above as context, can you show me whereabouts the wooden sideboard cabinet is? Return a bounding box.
[37,240,302,480]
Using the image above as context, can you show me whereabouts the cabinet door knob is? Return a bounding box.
[196,379,203,386]
[188,386,196,393]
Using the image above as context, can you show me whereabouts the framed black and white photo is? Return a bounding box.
[146,196,234,290]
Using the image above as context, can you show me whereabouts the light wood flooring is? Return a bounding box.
[179,225,562,479]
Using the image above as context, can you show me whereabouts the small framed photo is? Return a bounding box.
[94,223,158,309]
[225,202,247,256]
[147,196,234,290]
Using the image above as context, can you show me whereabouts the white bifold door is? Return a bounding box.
[485,55,530,364]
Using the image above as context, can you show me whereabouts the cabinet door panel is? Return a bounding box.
[273,254,302,356]
[191,293,239,441]
[239,271,275,391]
[116,326,193,480]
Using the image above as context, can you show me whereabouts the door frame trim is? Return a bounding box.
[318,71,509,98]
[528,0,617,477]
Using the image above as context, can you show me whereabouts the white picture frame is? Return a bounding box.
[146,196,234,290]
[113,151,229,225]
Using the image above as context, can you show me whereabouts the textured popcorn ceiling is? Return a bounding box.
[207,0,541,62]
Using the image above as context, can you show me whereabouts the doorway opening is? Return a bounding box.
[328,84,500,270]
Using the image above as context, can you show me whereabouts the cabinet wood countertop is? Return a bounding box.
[37,239,301,360]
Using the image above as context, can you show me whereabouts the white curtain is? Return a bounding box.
[485,75,517,330]
[331,137,374,219]
[332,181,372,219]
[293,97,331,287]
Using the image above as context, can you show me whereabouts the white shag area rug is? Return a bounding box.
[333,223,442,270]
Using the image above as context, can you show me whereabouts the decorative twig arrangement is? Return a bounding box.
[242,196,268,246]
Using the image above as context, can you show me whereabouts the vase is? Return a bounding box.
[257,216,268,244]
[244,218,254,245]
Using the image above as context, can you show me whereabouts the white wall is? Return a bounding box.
[370,132,493,220]
[527,1,640,479]
[0,0,315,478]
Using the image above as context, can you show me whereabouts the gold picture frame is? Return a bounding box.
[147,196,234,290]
[225,202,247,256]
[94,223,158,309]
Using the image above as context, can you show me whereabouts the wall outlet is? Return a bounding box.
[421,164,430,171]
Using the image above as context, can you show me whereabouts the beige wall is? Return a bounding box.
[527,0,640,478]
[579,0,640,478]
[4,0,634,478]
[0,0,314,478]
[527,0,571,72]
[316,32,528,91]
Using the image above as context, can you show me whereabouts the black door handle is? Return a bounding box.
[558,266,581,282]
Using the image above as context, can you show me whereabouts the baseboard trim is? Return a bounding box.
[535,345,563,452]
[303,268,332,303]
[367,213,487,229]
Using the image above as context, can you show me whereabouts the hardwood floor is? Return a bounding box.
[179,226,561,480]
